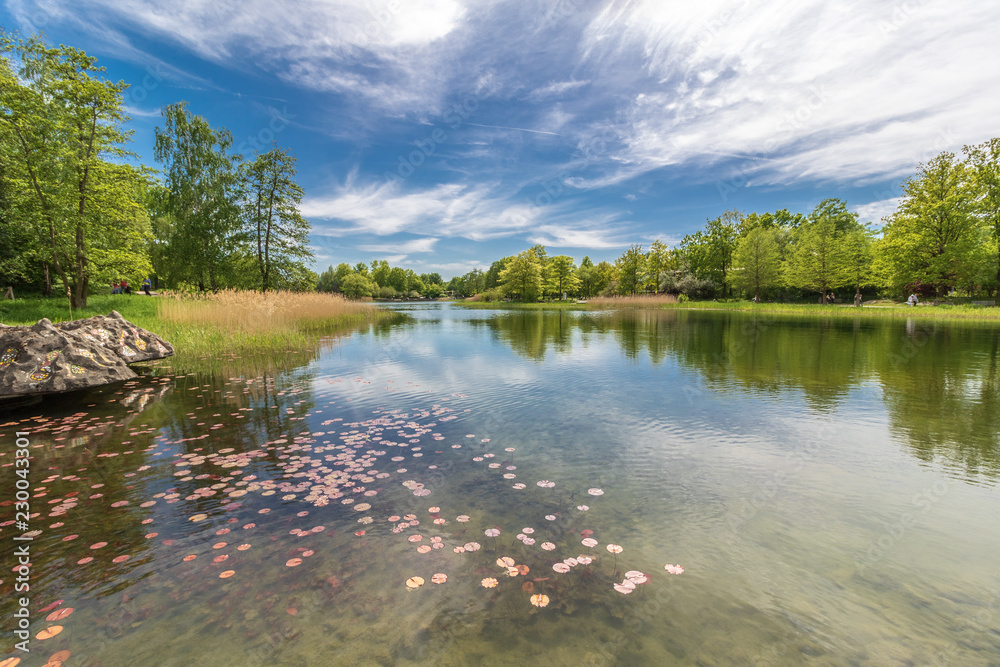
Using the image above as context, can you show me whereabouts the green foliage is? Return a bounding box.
[874,152,984,297]
[547,255,579,297]
[964,138,1000,302]
[499,252,542,301]
[732,226,783,300]
[784,212,849,301]
[679,210,741,296]
[0,33,150,307]
[340,272,374,299]
[593,261,615,296]
[842,227,875,304]
[614,244,645,295]
[644,240,672,293]
[240,146,313,291]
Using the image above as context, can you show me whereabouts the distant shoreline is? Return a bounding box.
[449,299,1000,322]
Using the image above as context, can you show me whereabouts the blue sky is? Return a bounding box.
[3,0,998,279]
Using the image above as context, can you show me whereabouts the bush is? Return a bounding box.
[677,275,717,300]
[377,286,398,299]
[480,288,504,302]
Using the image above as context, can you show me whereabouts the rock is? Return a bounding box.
[55,310,175,363]
[0,311,173,398]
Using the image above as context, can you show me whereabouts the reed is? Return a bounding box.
[156,289,378,334]
[0,291,402,373]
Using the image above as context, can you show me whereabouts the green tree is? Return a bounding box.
[680,210,741,297]
[340,272,373,299]
[873,152,982,297]
[370,259,391,288]
[964,138,1000,302]
[842,227,874,306]
[484,257,509,290]
[575,256,596,297]
[614,244,645,294]
[732,226,782,301]
[526,244,550,297]
[547,255,579,298]
[240,147,312,291]
[784,215,848,302]
[593,260,615,295]
[154,101,241,291]
[499,251,542,301]
[644,240,672,293]
[1,34,151,307]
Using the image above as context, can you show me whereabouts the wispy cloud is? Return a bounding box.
[358,238,439,254]
[301,179,540,241]
[853,197,901,225]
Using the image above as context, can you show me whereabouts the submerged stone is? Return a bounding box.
[0,311,174,397]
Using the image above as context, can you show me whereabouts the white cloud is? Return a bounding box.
[575,0,1000,186]
[526,79,590,100]
[853,197,901,224]
[19,0,469,114]
[301,179,540,240]
[358,238,439,254]
[527,222,633,249]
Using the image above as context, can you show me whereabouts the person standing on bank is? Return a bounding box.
[142,277,151,296]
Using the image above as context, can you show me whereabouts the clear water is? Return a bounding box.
[2,304,999,666]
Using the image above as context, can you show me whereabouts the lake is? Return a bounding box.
[2,303,999,666]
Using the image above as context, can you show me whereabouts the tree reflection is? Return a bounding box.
[481,309,1000,481]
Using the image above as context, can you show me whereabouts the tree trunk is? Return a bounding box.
[74,224,88,308]
[43,261,51,296]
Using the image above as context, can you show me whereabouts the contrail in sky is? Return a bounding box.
[464,122,560,136]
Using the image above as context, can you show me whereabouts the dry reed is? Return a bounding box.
[157,289,375,333]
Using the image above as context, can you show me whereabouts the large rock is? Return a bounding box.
[0,311,174,398]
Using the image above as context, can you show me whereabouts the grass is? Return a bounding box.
[648,300,1000,322]
[454,300,588,310]
[451,295,1000,322]
[0,290,402,374]
[586,294,680,308]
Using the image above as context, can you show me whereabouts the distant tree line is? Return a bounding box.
[444,143,1000,304]
[317,261,444,300]
[0,34,315,307]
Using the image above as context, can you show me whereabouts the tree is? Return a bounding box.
[732,226,782,301]
[964,138,1000,303]
[575,256,596,297]
[680,210,741,297]
[0,151,43,289]
[1,34,151,307]
[614,244,645,294]
[154,101,241,291]
[484,257,509,290]
[420,272,443,286]
[842,227,874,306]
[874,152,982,297]
[526,244,550,297]
[593,260,615,295]
[547,255,579,298]
[340,272,373,299]
[370,259,391,288]
[240,147,312,291]
[499,252,542,300]
[644,240,672,292]
[784,214,849,302]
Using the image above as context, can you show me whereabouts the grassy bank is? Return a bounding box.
[452,297,1000,322]
[0,290,402,372]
